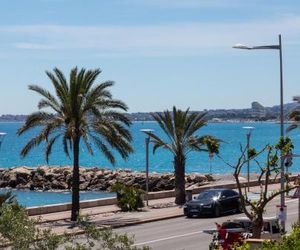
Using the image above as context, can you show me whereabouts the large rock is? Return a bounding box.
[0,166,214,192]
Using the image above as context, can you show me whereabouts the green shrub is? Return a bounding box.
[260,223,300,250]
[111,183,144,211]
[65,217,150,250]
[0,204,150,250]
[0,204,64,250]
[232,224,300,250]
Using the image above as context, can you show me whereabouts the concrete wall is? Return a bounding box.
[27,197,117,216]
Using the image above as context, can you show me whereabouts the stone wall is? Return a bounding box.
[0,166,214,192]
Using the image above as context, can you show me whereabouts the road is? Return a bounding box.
[115,197,300,250]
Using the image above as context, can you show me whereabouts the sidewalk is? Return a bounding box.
[39,197,182,235]
[36,182,289,235]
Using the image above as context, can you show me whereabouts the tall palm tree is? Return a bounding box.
[18,67,133,221]
[287,96,300,132]
[144,106,220,205]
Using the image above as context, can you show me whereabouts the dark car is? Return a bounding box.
[183,188,242,218]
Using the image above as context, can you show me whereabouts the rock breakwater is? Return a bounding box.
[0,166,214,192]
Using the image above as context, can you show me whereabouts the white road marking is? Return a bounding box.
[133,199,299,247]
[133,231,203,246]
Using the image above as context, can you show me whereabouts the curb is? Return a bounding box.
[111,213,184,229]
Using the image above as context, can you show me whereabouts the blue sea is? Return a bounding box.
[0,189,115,207]
[0,122,299,173]
[0,121,299,206]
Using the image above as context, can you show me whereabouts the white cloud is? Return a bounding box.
[1,16,300,56]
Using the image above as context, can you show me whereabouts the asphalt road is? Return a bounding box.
[115,197,300,250]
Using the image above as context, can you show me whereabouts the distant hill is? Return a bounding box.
[0,114,27,122]
[0,102,299,122]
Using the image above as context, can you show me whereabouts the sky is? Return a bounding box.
[1,0,300,114]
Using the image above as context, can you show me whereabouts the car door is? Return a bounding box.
[220,190,237,212]
[219,190,232,212]
[227,190,239,211]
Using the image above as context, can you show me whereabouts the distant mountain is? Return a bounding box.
[0,102,299,122]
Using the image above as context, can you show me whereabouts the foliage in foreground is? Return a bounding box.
[260,223,300,250]
[111,183,144,211]
[221,137,297,238]
[0,204,150,250]
[233,224,300,250]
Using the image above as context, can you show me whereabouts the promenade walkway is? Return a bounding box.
[35,182,290,235]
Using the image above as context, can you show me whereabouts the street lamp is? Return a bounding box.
[0,132,7,150]
[140,129,154,206]
[243,126,254,191]
[233,34,285,230]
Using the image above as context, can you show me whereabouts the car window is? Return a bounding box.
[221,190,231,198]
[197,190,220,200]
[222,190,237,198]
[229,190,238,196]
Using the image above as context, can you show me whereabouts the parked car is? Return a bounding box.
[183,188,242,217]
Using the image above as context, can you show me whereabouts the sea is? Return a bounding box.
[0,121,299,206]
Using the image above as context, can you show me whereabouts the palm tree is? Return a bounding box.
[287,96,300,132]
[18,67,133,221]
[144,106,220,205]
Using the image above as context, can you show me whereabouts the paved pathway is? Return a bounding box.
[36,182,290,235]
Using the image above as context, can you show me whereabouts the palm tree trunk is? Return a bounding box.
[71,135,80,222]
[174,155,186,205]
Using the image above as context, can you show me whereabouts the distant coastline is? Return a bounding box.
[0,101,297,123]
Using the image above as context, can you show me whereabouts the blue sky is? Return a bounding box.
[1,0,300,114]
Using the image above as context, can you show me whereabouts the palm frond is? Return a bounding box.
[286,123,299,133]
[90,135,115,165]
[28,85,60,110]
[21,132,47,158]
[45,135,60,163]
[81,68,102,92]
[17,112,53,135]
[151,111,175,145]
[145,132,173,154]
[62,132,71,159]
[0,191,17,207]
[19,67,133,169]
[81,132,94,156]
[45,70,69,106]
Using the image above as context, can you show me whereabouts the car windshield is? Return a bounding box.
[197,190,220,200]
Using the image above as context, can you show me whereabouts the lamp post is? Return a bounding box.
[243,126,254,191]
[233,34,285,230]
[0,132,7,150]
[140,129,154,206]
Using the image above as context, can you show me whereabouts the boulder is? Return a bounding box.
[51,180,68,190]
[0,166,215,192]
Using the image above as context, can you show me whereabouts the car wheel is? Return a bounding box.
[186,213,192,218]
[213,205,221,217]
